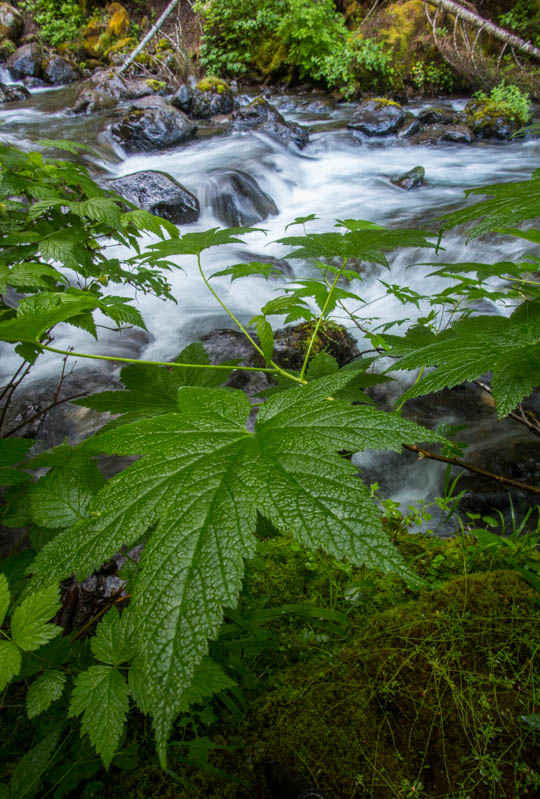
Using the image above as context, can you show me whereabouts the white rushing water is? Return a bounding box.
[1,87,539,517]
[1,89,539,374]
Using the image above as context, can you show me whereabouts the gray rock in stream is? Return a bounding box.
[107,170,200,224]
[191,81,234,118]
[441,124,474,144]
[42,55,80,85]
[205,169,278,226]
[417,106,456,126]
[110,103,197,153]
[398,112,422,138]
[0,81,29,102]
[231,97,310,149]
[348,98,405,137]
[391,165,425,190]
[72,70,160,114]
[7,42,41,78]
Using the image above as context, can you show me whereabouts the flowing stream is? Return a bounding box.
[1,84,540,521]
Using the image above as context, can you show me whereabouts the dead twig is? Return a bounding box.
[403,443,540,496]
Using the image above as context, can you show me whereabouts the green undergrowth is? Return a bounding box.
[2,529,531,798]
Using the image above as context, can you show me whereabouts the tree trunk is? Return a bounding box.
[118,0,182,75]
[426,0,540,62]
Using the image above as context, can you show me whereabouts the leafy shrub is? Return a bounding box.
[19,0,84,46]
[196,0,360,93]
[411,58,454,94]
[473,81,531,125]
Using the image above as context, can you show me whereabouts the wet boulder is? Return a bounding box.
[348,98,405,137]
[42,54,80,85]
[170,82,192,113]
[0,3,23,43]
[110,103,197,152]
[398,112,422,138]
[0,81,29,102]
[441,124,474,144]
[191,77,234,118]
[411,123,447,145]
[107,169,200,224]
[72,69,156,113]
[205,169,278,226]
[231,96,309,149]
[272,322,360,373]
[7,42,41,78]
[417,106,455,126]
[391,165,425,190]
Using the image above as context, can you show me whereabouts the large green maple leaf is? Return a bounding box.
[29,372,439,763]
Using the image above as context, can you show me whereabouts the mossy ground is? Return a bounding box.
[56,530,537,798]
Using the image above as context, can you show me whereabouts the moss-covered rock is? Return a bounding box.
[196,75,229,94]
[272,320,360,372]
[107,2,130,38]
[465,96,529,140]
[0,2,23,44]
[191,77,234,117]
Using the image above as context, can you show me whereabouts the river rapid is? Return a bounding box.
[1,83,540,522]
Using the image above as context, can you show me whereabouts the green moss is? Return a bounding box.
[372,95,402,107]
[144,78,167,92]
[196,76,230,94]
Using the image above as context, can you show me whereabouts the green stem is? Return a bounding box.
[299,257,348,381]
[197,253,306,386]
[197,253,265,357]
[39,345,278,375]
[395,365,425,412]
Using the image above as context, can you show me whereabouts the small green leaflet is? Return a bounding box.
[261,295,313,322]
[389,301,540,417]
[0,292,100,344]
[0,438,33,486]
[30,373,439,763]
[521,712,540,731]
[277,227,435,264]
[147,226,264,258]
[285,213,318,231]
[0,574,9,626]
[120,208,179,239]
[0,640,21,692]
[9,730,60,799]
[74,343,233,429]
[10,584,62,651]
[90,607,136,666]
[250,314,274,364]
[440,168,540,238]
[30,460,105,528]
[68,666,130,769]
[210,261,280,281]
[26,670,66,718]
[36,138,96,155]
[175,657,236,713]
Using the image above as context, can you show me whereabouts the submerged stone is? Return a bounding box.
[205,169,278,226]
[391,165,425,190]
[231,96,309,149]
